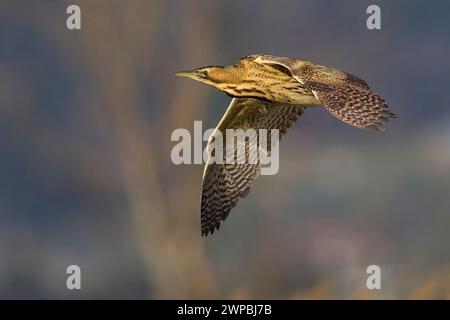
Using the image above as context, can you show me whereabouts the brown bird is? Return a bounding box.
[176,54,396,236]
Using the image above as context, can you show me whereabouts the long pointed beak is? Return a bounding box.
[175,70,198,78]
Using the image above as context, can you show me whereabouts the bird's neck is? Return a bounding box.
[216,63,311,103]
[208,66,243,85]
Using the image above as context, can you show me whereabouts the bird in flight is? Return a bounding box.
[176,54,396,236]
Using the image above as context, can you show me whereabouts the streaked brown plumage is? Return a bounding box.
[176,54,396,236]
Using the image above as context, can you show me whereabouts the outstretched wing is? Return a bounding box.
[253,55,396,131]
[201,98,304,236]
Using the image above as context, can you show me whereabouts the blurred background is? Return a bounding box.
[1,0,450,299]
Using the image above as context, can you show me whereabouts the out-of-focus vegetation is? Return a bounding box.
[1,0,450,299]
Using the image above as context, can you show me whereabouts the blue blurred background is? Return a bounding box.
[1,0,450,299]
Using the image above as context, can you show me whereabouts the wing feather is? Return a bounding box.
[253,55,396,130]
[201,98,304,236]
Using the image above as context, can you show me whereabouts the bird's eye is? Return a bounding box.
[202,70,208,77]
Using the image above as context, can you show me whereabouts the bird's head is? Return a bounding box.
[176,65,244,95]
